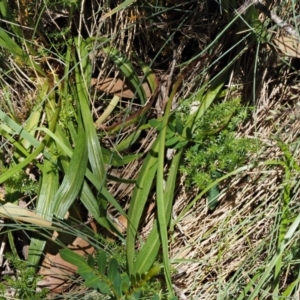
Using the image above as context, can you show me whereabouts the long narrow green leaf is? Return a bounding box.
[156,74,184,297]
[27,83,60,266]
[0,28,27,58]
[52,125,123,240]
[27,143,58,266]
[0,127,42,170]
[0,92,60,184]
[100,0,136,21]
[0,109,44,150]
[34,152,58,221]
[21,107,42,151]
[134,53,158,93]
[0,111,124,237]
[53,117,88,219]
[66,40,126,233]
[0,28,45,75]
[74,37,106,184]
[1,124,123,241]
[133,220,160,274]
[133,148,183,275]
[60,248,87,267]
[34,126,126,219]
[0,142,42,184]
[127,138,159,275]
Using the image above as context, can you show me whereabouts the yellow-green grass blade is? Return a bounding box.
[33,150,58,221]
[74,38,106,184]
[0,95,60,184]
[35,126,126,216]
[134,53,158,93]
[0,127,43,171]
[100,0,136,21]
[27,142,58,267]
[0,28,27,59]
[0,28,45,76]
[20,78,48,152]
[0,111,125,235]
[155,75,183,297]
[21,107,42,151]
[94,95,120,127]
[26,84,61,266]
[164,149,183,227]
[126,138,159,275]
[0,110,49,156]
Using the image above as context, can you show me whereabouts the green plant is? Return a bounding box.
[179,99,256,191]
[0,167,38,200]
[0,253,48,299]
[60,248,167,300]
[3,0,299,299]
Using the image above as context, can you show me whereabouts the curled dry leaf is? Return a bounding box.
[91,75,168,99]
[91,77,152,98]
[38,215,127,295]
[38,236,95,294]
[274,36,300,58]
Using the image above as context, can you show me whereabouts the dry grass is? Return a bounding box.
[167,45,300,300]
[2,0,300,299]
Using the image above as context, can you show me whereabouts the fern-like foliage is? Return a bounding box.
[179,99,257,191]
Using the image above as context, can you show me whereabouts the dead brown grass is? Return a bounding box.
[2,0,300,299]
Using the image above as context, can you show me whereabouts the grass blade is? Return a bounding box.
[74,37,106,184]
[133,149,183,275]
[247,212,300,300]
[126,139,159,275]
[100,0,136,21]
[53,117,88,219]
[102,47,147,104]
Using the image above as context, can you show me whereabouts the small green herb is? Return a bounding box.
[0,253,48,299]
[179,99,257,191]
